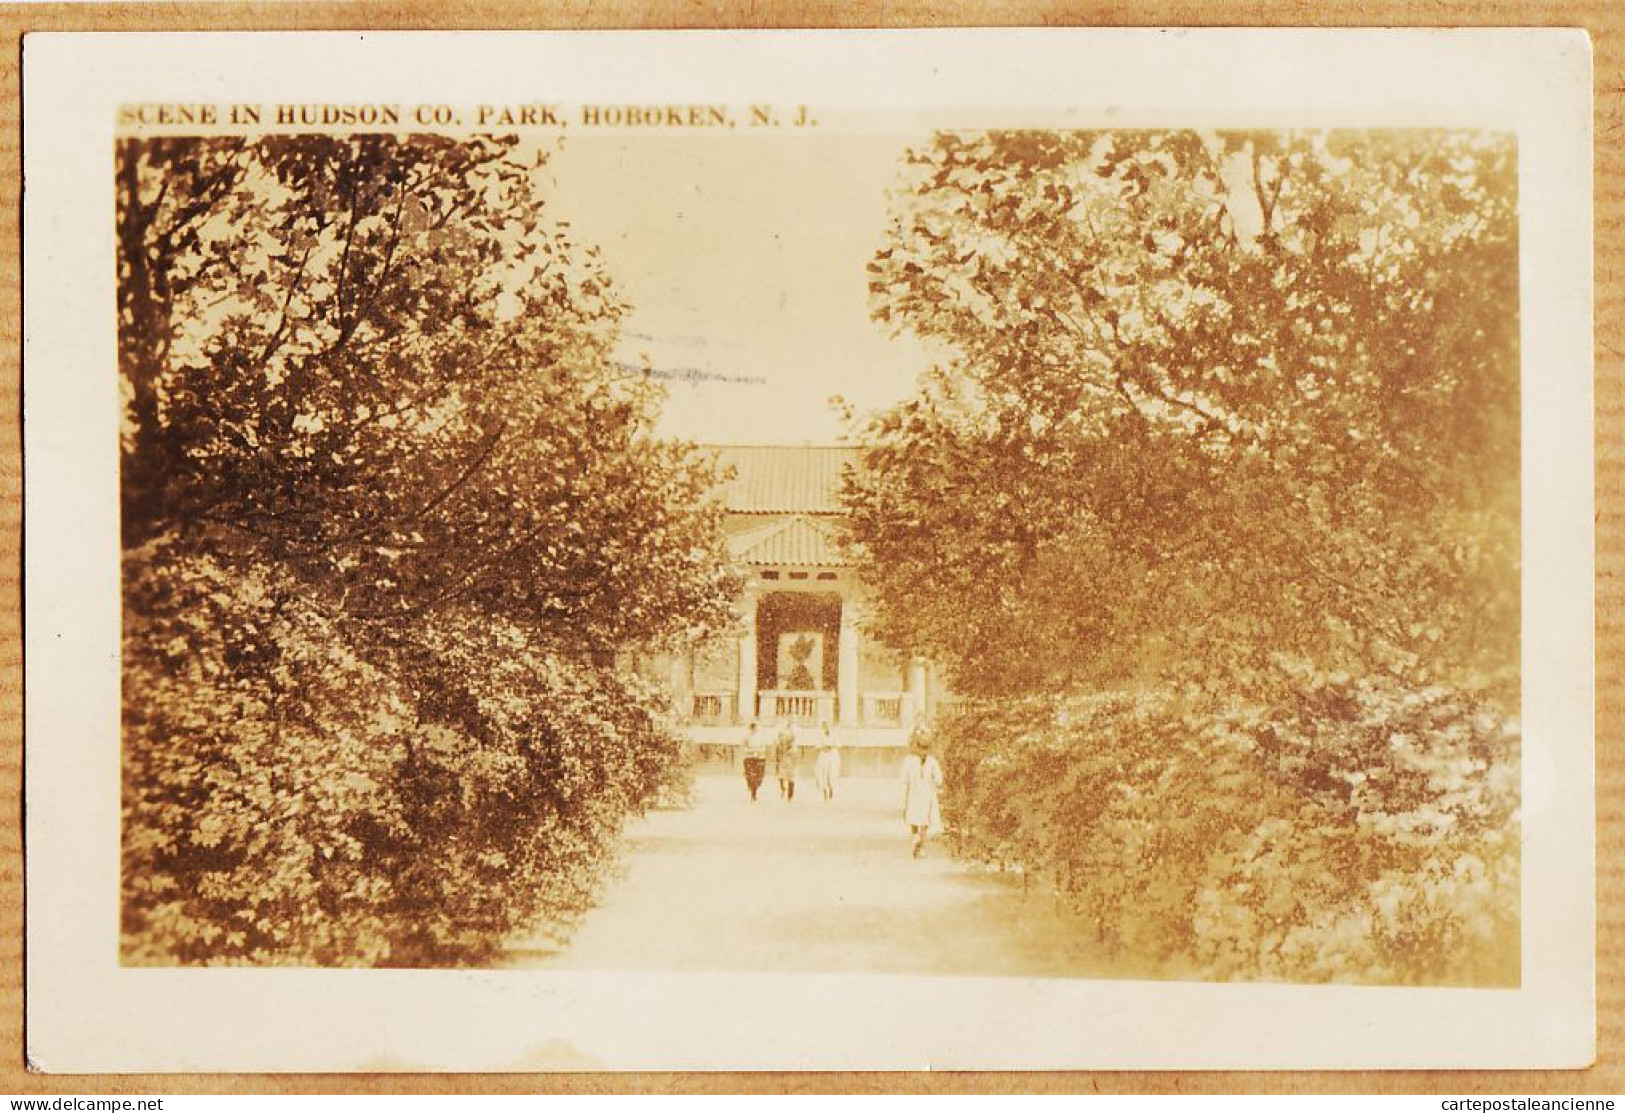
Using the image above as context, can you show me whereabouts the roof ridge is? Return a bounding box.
[705,444,859,513]
[698,443,862,451]
[730,513,850,567]
[730,515,799,545]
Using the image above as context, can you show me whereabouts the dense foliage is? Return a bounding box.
[119,135,737,965]
[847,130,1519,984]
[942,679,1518,984]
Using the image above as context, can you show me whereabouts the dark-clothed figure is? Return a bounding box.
[741,722,767,802]
[772,720,800,801]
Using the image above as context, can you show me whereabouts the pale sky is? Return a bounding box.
[545,131,935,445]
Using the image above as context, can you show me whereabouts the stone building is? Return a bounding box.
[659,445,943,754]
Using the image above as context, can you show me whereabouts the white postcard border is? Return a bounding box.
[21,28,1594,1072]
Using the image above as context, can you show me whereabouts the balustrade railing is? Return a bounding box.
[690,690,735,725]
[686,687,940,729]
[861,692,905,726]
[757,690,835,726]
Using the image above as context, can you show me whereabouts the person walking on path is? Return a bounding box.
[900,734,944,858]
[772,718,801,802]
[741,722,767,802]
[813,724,841,803]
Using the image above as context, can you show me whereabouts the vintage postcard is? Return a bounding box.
[22,29,1593,1071]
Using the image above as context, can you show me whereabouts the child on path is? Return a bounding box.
[772,719,801,801]
[900,733,944,858]
[813,724,841,803]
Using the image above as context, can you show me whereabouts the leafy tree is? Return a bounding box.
[851,130,1516,700]
[848,130,1519,983]
[118,134,737,965]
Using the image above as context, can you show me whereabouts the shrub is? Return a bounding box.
[121,536,687,966]
[115,133,737,966]
[938,669,1518,985]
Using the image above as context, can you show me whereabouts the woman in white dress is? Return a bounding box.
[899,734,944,858]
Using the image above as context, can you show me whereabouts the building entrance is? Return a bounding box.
[754,590,841,724]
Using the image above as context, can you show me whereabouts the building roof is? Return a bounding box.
[727,515,850,567]
[704,445,861,515]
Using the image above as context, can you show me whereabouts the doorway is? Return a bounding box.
[755,590,841,693]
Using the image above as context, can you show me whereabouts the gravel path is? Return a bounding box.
[504,773,1117,978]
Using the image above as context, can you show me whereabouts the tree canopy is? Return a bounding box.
[119,134,737,964]
[845,129,1520,984]
[848,130,1517,703]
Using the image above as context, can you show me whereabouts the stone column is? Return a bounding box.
[669,649,693,720]
[838,596,859,726]
[904,656,928,728]
[737,593,758,725]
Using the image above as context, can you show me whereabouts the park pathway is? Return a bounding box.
[504,772,1114,978]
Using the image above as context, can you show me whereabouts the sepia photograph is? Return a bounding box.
[114,121,1521,986]
[23,29,1593,1072]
